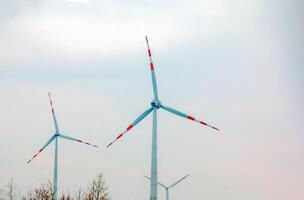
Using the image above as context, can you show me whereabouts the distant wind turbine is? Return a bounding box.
[145,175,190,200]
[27,92,98,200]
[107,36,219,200]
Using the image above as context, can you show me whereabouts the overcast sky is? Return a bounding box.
[0,0,303,200]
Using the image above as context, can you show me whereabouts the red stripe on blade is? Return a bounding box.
[200,121,207,125]
[148,49,152,57]
[150,63,154,70]
[188,116,195,121]
[116,134,123,140]
[126,124,133,131]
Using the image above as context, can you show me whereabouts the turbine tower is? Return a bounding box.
[145,175,190,200]
[107,36,219,200]
[27,93,98,200]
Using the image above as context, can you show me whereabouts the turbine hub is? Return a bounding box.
[151,100,161,109]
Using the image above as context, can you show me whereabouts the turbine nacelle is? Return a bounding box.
[151,100,161,109]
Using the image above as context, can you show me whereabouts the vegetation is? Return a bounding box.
[0,173,110,200]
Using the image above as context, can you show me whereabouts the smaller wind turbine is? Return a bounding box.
[27,92,98,200]
[145,175,189,200]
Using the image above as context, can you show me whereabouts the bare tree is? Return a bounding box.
[60,194,73,200]
[83,174,109,200]
[32,181,53,200]
[7,178,16,200]
[74,187,83,200]
[0,178,18,200]
[21,189,34,200]
[0,186,5,200]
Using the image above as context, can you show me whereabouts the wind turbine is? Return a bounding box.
[27,93,98,200]
[107,36,219,200]
[145,175,189,200]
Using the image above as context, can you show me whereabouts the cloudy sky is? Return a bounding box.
[0,0,303,199]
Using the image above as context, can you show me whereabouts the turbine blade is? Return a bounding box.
[48,92,60,132]
[144,176,167,189]
[168,175,190,188]
[107,107,153,148]
[59,134,98,148]
[27,134,57,164]
[160,104,219,131]
[145,35,159,101]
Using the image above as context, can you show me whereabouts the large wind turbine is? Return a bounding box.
[27,93,98,200]
[107,36,219,200]
[145,175,189,200]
